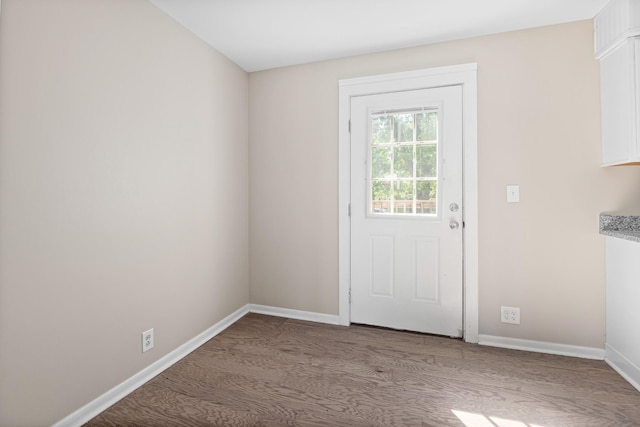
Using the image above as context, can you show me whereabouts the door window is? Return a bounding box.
[370,110,438,216]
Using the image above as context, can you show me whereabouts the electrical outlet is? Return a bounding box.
[142,328,154,353]
[501,306,521,324]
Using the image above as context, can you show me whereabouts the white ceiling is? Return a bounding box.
[148,0,609,72]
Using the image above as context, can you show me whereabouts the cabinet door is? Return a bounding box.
[600,38,638,166]
[606,237,640,385]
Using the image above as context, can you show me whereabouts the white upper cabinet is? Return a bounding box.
[595,0,640,166]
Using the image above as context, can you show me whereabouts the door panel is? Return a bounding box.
[350,86,463,336]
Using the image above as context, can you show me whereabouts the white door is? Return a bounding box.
[350,85,463,336]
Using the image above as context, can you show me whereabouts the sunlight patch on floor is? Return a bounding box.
[452,410,545,427]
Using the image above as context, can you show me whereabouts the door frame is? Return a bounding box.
[338,63,478,342]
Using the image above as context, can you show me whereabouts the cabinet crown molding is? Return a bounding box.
[595,0,640,59]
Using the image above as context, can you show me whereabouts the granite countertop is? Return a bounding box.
[599,213,640,243]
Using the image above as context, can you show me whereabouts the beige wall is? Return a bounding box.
[249,21,640,348]
[0,1,248,425]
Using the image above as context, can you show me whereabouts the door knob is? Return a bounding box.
[449,203,459,212]
[449,220,460,230]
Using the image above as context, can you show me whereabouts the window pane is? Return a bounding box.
[372,181,391,200]
[393,114,414,142]
[394,181,414,214]
[416,181,437,214]
[394,145,413,178]
[371,115,392,144]
[371,146,391,179]
[416,144,437,178]
[416,111,437,141]
[372,181,391,213]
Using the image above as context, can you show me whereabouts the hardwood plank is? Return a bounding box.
[85,314,640,426]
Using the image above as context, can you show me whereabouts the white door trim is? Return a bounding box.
[338,63,479,343]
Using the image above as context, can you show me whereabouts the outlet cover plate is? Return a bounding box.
[142,328,154,353]
[501,306,521,324]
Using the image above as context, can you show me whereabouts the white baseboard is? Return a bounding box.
[52,304,340,426]
[52,304,251,427]
[52,309,621,427]
[248,304,341,325]
[478,334,605,360]
[605,344,640,393]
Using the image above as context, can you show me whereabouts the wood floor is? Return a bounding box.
[86,314,640,426]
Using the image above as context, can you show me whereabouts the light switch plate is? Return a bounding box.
[506,185,520,203]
